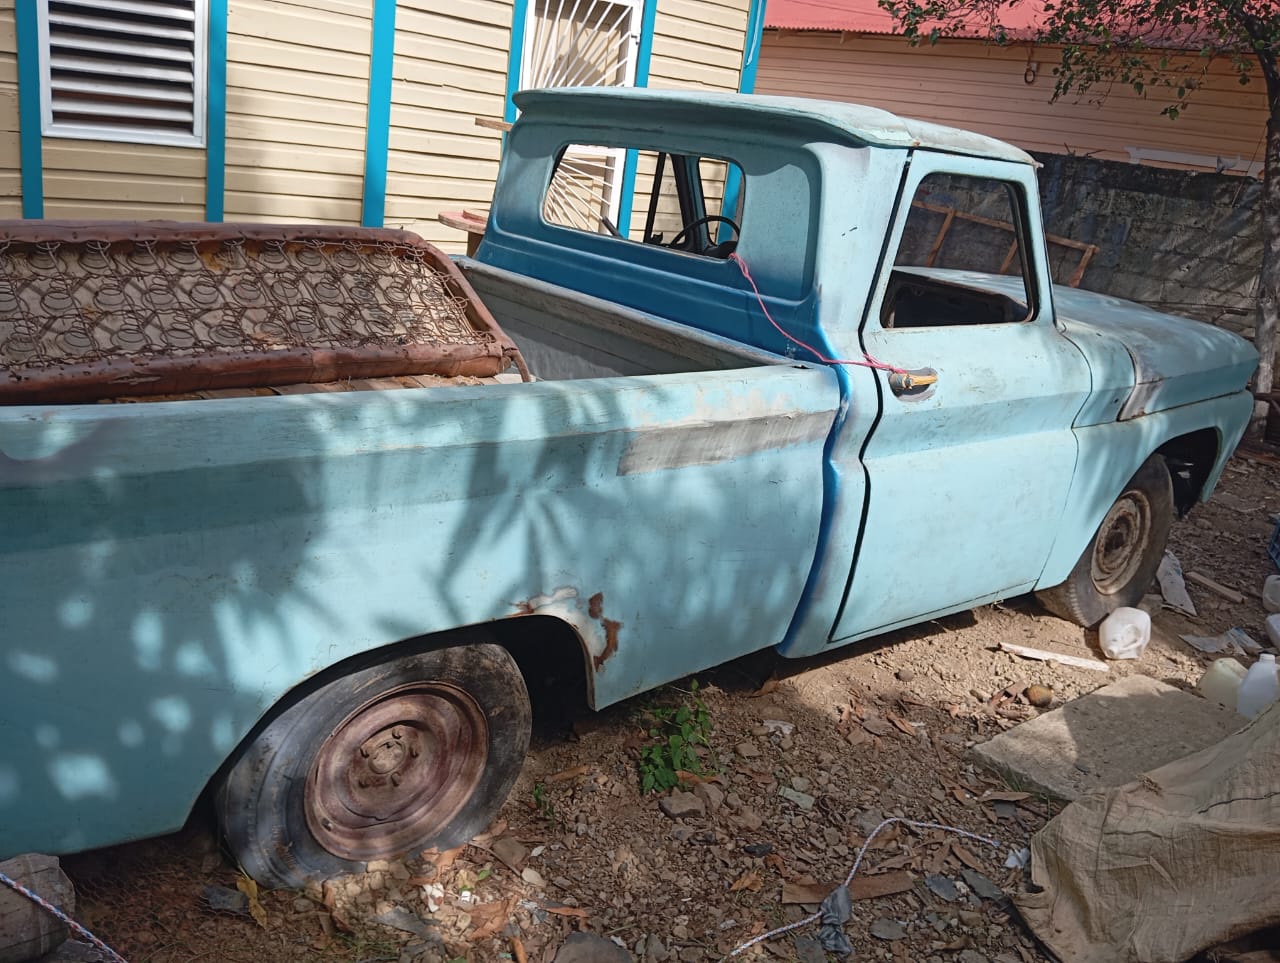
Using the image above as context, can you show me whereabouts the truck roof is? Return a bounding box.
[514,87,1036,165]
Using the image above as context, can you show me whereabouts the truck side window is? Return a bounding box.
[882,173,1034,328]
[544,145,744,259]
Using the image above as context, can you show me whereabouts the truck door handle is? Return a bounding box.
[888,368,938,397]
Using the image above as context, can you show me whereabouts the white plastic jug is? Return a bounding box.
[1237,653,1280,720]
[1198,658,1247,713]
[1266,613,1280,649]
[1099,607,1151,660]
[1264,575,1280,614]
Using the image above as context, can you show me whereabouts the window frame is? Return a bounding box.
[35,0,209,148]
[880,170,1041,330]
[543,142,745,261]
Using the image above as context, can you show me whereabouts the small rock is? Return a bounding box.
[659,791,706,819]
[958,910,984,927]
[679,949,704,963]
[763,719,795,736]
[366,859,392,872]
[641,935,668,962]
[790,776,811,793]
[734,809,764,831]
[870,918,907,941]
[793,936,827,963]
[742,842,773,857]
[958,952,990,963]
[1025,684,1053,708]
[374,905,436,939]
[961,869,1004,901]
[856,809,885,836]
[896,668,915,683]
[202,885,250,917]
[292,896,313,913]
[554,932,634,963]
[779,786,815,810]
[671,923,690,940]
[389,860,411,881]
[926,875,960,902]
[521,867,547,887]
[735,741,761,759]
[725,792,744,811]
[493,836,529,868]
[693,781,726,815]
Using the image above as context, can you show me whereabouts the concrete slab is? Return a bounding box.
[971,674,1246,801]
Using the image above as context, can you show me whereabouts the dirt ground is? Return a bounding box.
[53,448,1280,963]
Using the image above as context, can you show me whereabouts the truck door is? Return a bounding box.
[831,153,1093,642]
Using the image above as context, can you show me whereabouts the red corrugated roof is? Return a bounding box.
[764,0,1047,38]
[763,0,1216,47]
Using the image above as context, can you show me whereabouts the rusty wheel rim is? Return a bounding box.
[1090,491,1151,595]
[305,681,489,861]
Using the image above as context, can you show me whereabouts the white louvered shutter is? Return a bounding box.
[38,0,207,146]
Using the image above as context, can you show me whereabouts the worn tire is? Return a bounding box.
[1036,454,1174,627]
[215,643,530,889]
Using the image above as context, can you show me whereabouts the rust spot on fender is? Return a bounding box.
[594,619,621,670]
[588,592,604,620]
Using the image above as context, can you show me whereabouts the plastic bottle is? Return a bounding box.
[1266,613,1280,649]
[1198,658,1247,713]
[1098,607,1151,660]
[1264,575,1280,614]
[1237,653,1280,720]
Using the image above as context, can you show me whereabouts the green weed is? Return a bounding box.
[638,679,714,794]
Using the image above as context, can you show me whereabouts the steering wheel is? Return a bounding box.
[668,214,741,254]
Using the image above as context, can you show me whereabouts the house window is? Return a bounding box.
[36,0,208,147]
[882,173,1036,328]
[520,0,642,227]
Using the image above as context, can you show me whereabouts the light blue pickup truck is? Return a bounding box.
[0,88,1257,887]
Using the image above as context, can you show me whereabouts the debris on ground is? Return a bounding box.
[972,675,1246,801]
[1017,702,1280,963]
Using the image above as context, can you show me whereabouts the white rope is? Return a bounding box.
[718,817,1003,961]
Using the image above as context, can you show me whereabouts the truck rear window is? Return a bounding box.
[544,145,745,260]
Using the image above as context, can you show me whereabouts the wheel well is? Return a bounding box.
[202,616,593,819]
[1156,428,1220,516]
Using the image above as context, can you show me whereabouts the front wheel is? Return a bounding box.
[216,643,530,889]
[1036,454,1174,627]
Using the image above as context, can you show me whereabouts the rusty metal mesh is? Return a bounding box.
[0,234,490,371]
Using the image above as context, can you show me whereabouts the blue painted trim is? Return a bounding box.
[204,0,228,222]
[15,0,43,218]
[738,0,767,95]
[717,0,766,236]
[503,0,531,123]
[614,0,657,237]
[361,0,397,227]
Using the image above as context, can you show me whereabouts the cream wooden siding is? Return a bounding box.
[758,32,1270,174]
[382,0,511,248]
[224,0,371,223]
[43,141,205,217]
[0,6,18,217]
[649,0,748,92]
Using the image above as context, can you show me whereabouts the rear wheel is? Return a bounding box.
[1036,454,1174,627]
[216,643,530,889]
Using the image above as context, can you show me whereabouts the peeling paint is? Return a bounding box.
[618,410,832,476]
[510,586,621,669]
